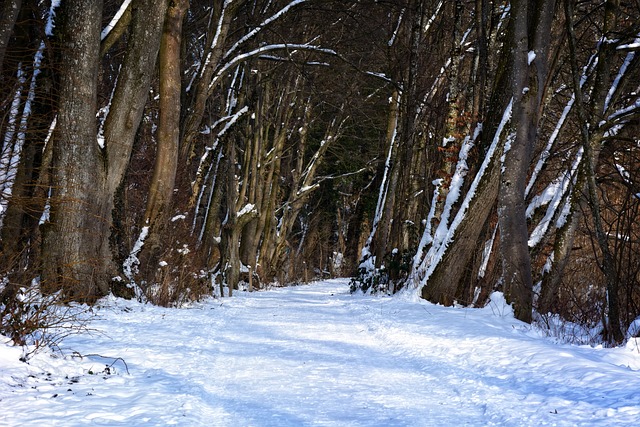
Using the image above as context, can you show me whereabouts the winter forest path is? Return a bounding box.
[1,279,640,426]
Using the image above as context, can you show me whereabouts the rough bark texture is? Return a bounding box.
[497,0,556,323]
[419,8,515,306]
[422,152,502,305]
[41,0,107,301]
[497,0,534,323]
[103,0,166,197]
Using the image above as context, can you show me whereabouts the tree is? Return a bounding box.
[38,0,168,300]
[140,0,188,262]
[497,0,557,323]
[41,0,106,300]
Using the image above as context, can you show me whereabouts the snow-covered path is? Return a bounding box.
[2,279,640,426]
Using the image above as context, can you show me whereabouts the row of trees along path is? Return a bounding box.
[1,0,639,345]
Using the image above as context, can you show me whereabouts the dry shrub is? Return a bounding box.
[143,248,211,307]
[132,216,212,307]
[0,274,93,360]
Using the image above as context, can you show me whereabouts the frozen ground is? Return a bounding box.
[1,278,640,426]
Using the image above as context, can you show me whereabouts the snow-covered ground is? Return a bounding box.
[1,279,640,426]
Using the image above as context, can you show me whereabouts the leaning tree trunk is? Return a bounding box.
[421,106,508,305]
[41,0,107,302]
[418,5,516,305]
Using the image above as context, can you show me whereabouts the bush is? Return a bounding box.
[0,277,92,360]
[350,249,414,295]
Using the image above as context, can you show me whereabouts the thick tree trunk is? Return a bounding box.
[422,118,505,305]
[418,2,516,305]
[497,0,556,323]
[497,0,534,323]
[41,0,107,301]
[103,0,166,198]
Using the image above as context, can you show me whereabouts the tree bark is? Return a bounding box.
[41,0,107,301]
[497,0,556,323]
[99,1,132,57]
[497,0,534,323]
[422,124,504,305]
[144,0,188,241]
[102,0,167,285]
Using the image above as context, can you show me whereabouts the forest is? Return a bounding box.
[0,0,639,346]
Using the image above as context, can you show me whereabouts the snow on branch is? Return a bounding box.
[237,203,257,218]
[617,42,640,50]
[414,100,512,288]
[525,52,597,196]
[604,35,639,112]
[200,1,231,78]
[45,1,61,36]
[208,44,337,93]
[224,0,308,60]
[101,0,132,41]
[218,106,249,137]
[423,1,444,34]
[122,226,149,302]
[527,148,583,248]
[606,97,640,123]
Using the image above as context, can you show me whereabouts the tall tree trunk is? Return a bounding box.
[472,0,489,120]
[497,0,556,323]
[371,92,401,269]
[143,0,188,255]
[221,134,257,295]
[418,3,516,304]
[421,101,510,305]
[0,62,54,270]
[102,0,167,292]
[434,0,464,227]
[41,0,106,301]
[497,0,534,323]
